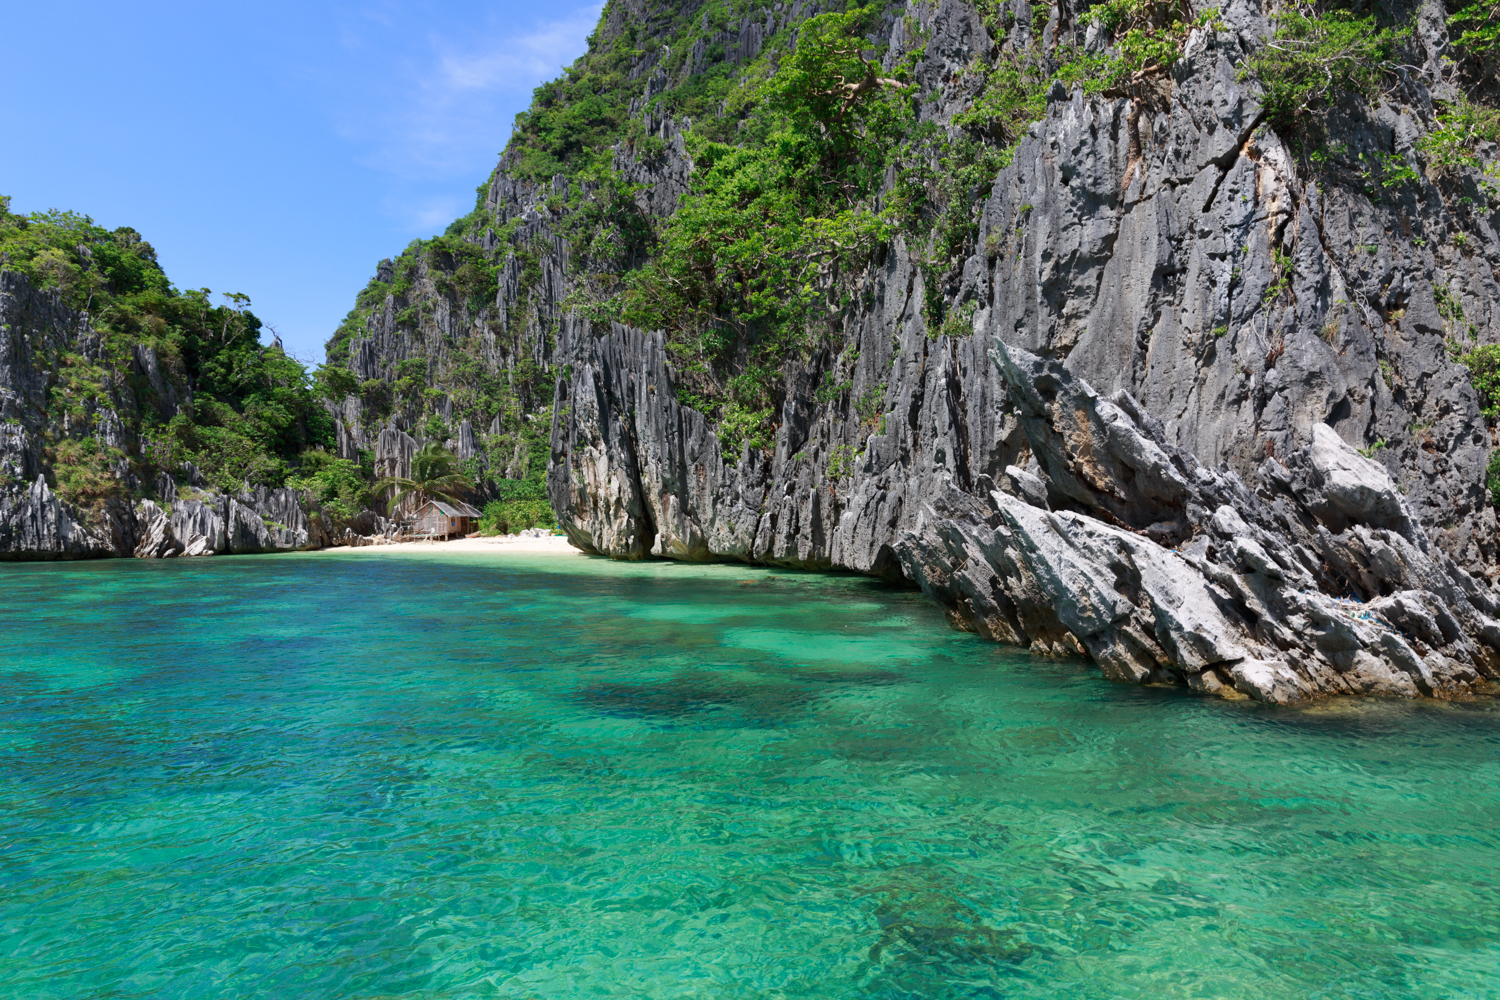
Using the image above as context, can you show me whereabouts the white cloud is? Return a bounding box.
[433,9,600,90]
[359,3,602,181]
[401,194,467,232]
[269,0,603,245]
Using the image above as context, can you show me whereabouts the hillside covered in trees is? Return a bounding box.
[0,196,379,554]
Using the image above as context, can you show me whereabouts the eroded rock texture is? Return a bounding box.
[539,0,1500,701]
[973,1,1498,574]
[0,270,389,560]
[898,344,1500,702]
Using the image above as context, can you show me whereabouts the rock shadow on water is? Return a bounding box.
[573,662,911,728]
[855,882,1038,996]
[573,671,819,727]
[788,665,907,688]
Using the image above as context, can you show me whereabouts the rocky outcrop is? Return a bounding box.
[320,4,835,480]
[531,0,1500,701]
[137,487,337,557]
[552,323,1500,702]
[131,486,351,557]
[613,113,694,219]
[897,343,1500,702]
[1,268,392,561]
[314,0,1500,699]
[2,269,114,487]
[0,476,119,560]
[967,0,1498,573]
[551,323,765,561]
[0,477,399,561]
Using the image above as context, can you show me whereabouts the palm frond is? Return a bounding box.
[372,463,472,517]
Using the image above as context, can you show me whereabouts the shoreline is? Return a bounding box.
[319,533,584,557]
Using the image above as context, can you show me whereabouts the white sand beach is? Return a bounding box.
[323,533,583,557]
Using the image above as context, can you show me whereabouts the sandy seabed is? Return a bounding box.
[321,534,583,557]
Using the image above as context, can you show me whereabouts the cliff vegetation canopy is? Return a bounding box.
[322,0,1500,465]
[0,195,340,505]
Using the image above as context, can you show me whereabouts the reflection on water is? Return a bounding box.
[1,550,1497,999]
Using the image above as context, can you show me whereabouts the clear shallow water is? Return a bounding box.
[1,550,1498,1000]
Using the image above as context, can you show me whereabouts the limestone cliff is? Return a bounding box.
[0,269,391,559]
[331,0,1500,700]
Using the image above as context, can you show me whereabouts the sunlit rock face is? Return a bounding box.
[332,0,1500,699]
[0,270,384,560]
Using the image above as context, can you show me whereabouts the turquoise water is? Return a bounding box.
[1,550,1497,999]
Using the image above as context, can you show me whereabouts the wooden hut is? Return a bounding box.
[412,499,481,539]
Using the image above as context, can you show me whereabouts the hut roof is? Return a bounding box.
[416,499,482,518]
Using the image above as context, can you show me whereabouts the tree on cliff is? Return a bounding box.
[619,6,915,454]
[0,197,336,500]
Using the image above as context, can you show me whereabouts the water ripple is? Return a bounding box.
[1,551,1497,999]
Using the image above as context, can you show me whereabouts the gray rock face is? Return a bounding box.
[133,500,178,558]
[550,326,1500,701]
[967,0,1499,573]
[896,343,1500,703]
[0,269,383,561]
[131,487,334,558]
[0,476,118,560]
[613,114,694,219]
[2,269,96,486]
[376,427,417,480]
[550,324,766,561]
[1,269,144,560]
[349,0,1500,699]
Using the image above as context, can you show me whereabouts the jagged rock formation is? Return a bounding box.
[548,326,1500,701]
[0,269,392,560]
[550,323,766,561]
[130,482,390,558]
[0,468,371,561]
[974,11,1499,573]
[898,343,1500,701]
[0,476,121,560]
[336,0,1500,700]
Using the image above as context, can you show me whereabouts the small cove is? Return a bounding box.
[1,550,1497,998]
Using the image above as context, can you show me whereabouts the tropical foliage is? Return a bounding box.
[1459,345,1500,419]
[0,195,336,502]
[286,452,373,520]
[479,476,555,535]
[612,6,915,453]
[1243,7,1409,139]
[373,442,473,512]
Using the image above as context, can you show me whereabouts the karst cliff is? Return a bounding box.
[9,0,1500,702]
[0,204,396,558]
[322,0,1500,700]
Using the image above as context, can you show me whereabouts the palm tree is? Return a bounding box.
[374,442,472,516]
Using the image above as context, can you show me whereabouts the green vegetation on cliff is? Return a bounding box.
[0,196,335,503]
[620,7,914,451]
[597,0,1228,453]
[322,0,1500,480]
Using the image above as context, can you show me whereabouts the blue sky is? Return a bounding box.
[1,0,601,364]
